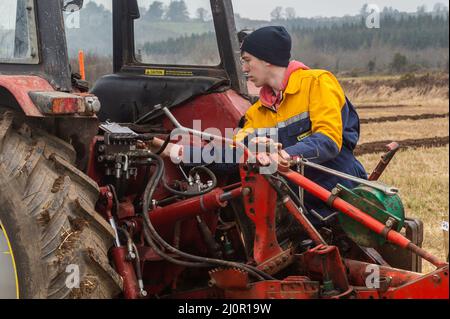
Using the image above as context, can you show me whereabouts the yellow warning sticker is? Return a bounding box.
[145,69,194,77]
[166,70,194,76]
[145,69,165,76]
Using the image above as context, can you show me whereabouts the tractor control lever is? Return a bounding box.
[290,157,399,196]
[368,142,400,181]
[161,106,252,159]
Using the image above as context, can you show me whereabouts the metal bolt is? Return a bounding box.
[377,276,392,293]
[126,252,136,261]
[432,274,441,284]
[242,187,252,196]
[386,218,394,228]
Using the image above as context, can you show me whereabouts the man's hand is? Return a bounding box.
[257,149,290,167]
[250,137,283,153]
[250,137,291,166]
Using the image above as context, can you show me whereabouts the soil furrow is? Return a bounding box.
[360,113,449,124]
[355,136,449,156]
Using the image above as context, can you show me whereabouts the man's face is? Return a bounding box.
[241,52,270,88]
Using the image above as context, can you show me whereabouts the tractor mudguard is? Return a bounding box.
[0,75,53,117]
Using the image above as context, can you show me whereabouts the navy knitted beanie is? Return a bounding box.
[241,26,292,67]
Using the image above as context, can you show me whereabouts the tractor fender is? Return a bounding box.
[0,75,54,117]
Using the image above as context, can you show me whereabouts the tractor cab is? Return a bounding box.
[1,0,249,123]
[0,0,73,92]
[91,0,249,124]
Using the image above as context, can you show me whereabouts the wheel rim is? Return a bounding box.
[0,220,19,299]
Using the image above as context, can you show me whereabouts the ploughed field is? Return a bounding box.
[343,73,449,274]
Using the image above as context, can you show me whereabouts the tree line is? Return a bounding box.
[142,0,211,22]
[142,5,449,74]
[63,2,449,79]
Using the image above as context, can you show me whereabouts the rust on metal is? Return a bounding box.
[0,75,54,116]
[257,248,295,275]
[208,268,249,290]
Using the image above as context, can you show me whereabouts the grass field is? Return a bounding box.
[357,104,448,119]
[342,73,449,106]
[359,146,449,274]
[360,117,449,144]
[348,72,449,274]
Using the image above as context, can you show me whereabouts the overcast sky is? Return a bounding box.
[89,0,448,20]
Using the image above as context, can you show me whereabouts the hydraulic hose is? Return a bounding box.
[142,153,274,280]
[140,159,211,268]
[118,227,147,296]
[162,166,218,197]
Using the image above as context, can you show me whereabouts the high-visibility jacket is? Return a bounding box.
[235,69,367,218]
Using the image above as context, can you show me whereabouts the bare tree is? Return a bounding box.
[145,1,165,21]
[360,3,369,16]
[166,0,190,22]
[433,3,449,13]
[270,7,283,21]
[417,5,427,15]
[285,7,296,20]
[196,7,210,22]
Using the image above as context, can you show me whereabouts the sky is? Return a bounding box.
[88,0,448,20]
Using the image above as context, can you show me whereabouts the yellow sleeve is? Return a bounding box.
[309,72,345,150]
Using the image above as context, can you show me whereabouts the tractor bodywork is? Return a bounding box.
[0,0,448,300]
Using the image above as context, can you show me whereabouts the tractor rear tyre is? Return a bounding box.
[0,111,122,299]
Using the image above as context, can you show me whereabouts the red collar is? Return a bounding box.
[259,60,310,110]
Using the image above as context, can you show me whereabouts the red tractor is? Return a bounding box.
[0,0,448,299]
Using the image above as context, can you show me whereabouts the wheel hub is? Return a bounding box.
[0,221,19,299]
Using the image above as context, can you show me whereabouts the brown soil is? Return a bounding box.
[341,73,449,92]
[360,113,449,124]
[356,104,414,110]
[355,136,450,156]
